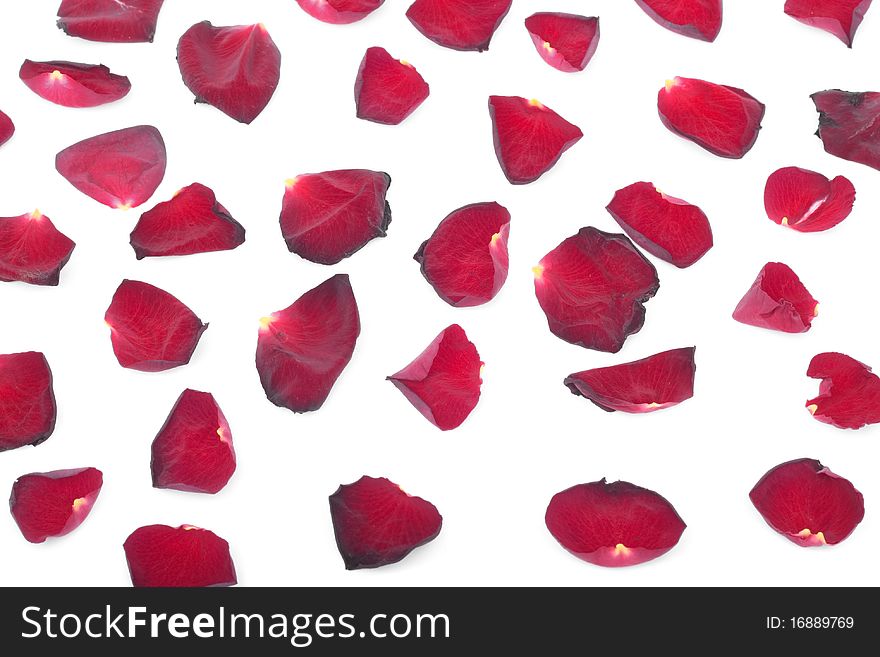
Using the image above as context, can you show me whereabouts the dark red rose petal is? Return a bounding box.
[565,347,696,414]
[750,458,865,546]
[0,352,56,452]
[634,0,723,41]
[296,0,385,24]
[130,183,245,259]
[606,182,713,268]
[9,468,102,544]
[123,524,236,587]
[280,170,391,265]
[546,479,686,567]
[806,352,880,430]
[658,77,765,158]
[57,0,164,42]
[151,389,235,494]
[55,125,166,209]
[414,202,510,307]
[733,262,818,334]
[177,21,281,125]
[387,324,483,431]
[406,0,512,51]
[0,110,13,147]
[355,47,429,125]
[257,274,360,413]
[104,279,207,372]
[0,210,76,286]
[489,95,582,184]
[764,167,855,232]
[785,0,872,46]
[534,227,659,353]
[329,476,442,570]
[525,13,600,73]
[19,60,130,108]
[812,89,880,171]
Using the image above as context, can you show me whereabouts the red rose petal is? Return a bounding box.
[387,324,483,431]
[489,95,583,184]
[177,21,281,125]
[9,468,102,543]
[104,279,207,372]
[806,352,880,430]
[606,182,713,268]
[57,0,164,42]
[55,125,166,209]
[296,0,385,24]
[280,170,391,265]
[329,476,442,569]
[0,210,76,286]
[812,89,880,171]
[750,459,865,546]
[764,166,856,232]
[733,262,818,334]
[785,0,872,46]
[123,524,237,587]
[0,110,13,147]
[0,352,56,452]
[151,389,235,494]
[634,0,723,41]
[256,274,360,413]
[406,0,512,51]
[534,227,659,353]
[355,47,429,125]
[658,77,765,158]
[546,479,686,567]
[130,183,245,259]
[19,60,130,108]
[414,201,510,307]
[524,13,600,73]
[564,347,696,414]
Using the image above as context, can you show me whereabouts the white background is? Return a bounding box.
[1,1,878,587]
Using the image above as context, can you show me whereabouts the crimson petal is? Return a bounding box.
[130,183,245,258]
[9,468,102,543]
[104,279,207,372]
[57,0,164,42]
[177,22,281,125]
[296,0,385,24]
[606,182,712,268]
[489,95,582,184]
[19,60,130,108]
[634,0,723,41]
[387,324,483,431]
[565,347,696,413]
[55,125,166,209]
[414,202,510,307]
[806,352,880,430]
[406,0,512,51]
[0,110,13,147]
[151,389,235,494]
[659,77,765,158]
[355,47,429,125]
[0,352,56,452]
[764,167,855,232]
[733,263,818,333]
[534,227,659,353]
[257,274,360,413]
[546,479,686,567]
[329,476,442,569]
[525,13,600,73]
[785,0,872,47]
[812,89,880,170]
[750,459,864,546]
[0,210,76,286]
[280,170,391,265]
[123,524,236,587]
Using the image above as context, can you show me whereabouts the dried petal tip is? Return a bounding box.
[355,47,429,125]
[0,110,13,147]
[123,524,236,587]
[733,263,818,333]
[0,352,56,452]
[546,479,686,567]
[415,202,510,307]
[750,458,864,546]
[785,0,873,47]
[406,0,512,51]
[806,353,880,429]
[296,0,385,24]
[565,347,696,413]
[388,324,483,430]
[635,0,723,41]
[329,476,442,569]
[525,13,600,73]
[57,0,165,42]
[764,167,855,232]
[10,468,103,543]
[0,212,76,286]
[812,90,880,170]
[489,95,582,184]
[19,60,131,108]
